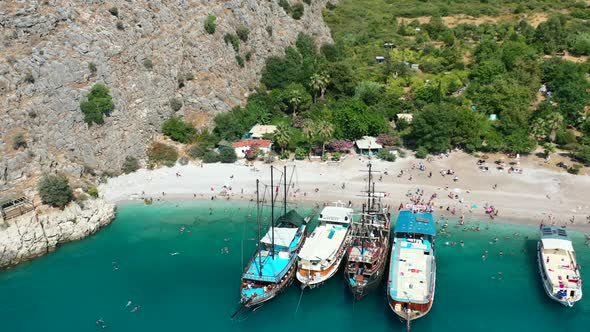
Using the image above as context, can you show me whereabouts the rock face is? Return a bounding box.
[0,198,116,269]
[0,0,336,190]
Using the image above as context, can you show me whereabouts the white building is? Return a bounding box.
[248,124,277,139]
[231,139,273,158]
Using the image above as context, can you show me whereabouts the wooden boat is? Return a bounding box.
[537,225,583,307]
[297,202,354,289]
[344,163,391,300]
[240,166,310,308]
[387,209,436,324]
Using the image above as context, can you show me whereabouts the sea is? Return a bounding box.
[0,200,588,332]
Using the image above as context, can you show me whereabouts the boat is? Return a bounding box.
[344,163,391,300]
[239,166,310,308]
[387,208,436,325]
[537,225,583,307]
[297,202,354,288]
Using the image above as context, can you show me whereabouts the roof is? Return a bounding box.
[318,206,353,224]
[231,139,272,149]
[276,210,305,227]
[394,210,436,236]
[249,124,277,138]
[541,238,574,252]
[355,136,382,150]
[261,227,298,248]
[0,193,27,208]
[298,223,348,261]
[541,225,569,240]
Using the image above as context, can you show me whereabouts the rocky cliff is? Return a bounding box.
[0,198,115,269]
[0,0,335,191]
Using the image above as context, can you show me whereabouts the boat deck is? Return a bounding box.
[389,238,433,303]
[540,249,581,289]
[298,223,348,267]
[244,250,291,282]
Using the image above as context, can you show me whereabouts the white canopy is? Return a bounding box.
[261,227,298,248]
[298,224,347,261]
[541,238,574,252]
[318,206,353,224]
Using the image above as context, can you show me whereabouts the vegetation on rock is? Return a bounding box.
[121,156,140,174]
[147,142,178,167]
[38,174,73,209]
[204,15,216,34]
[80,83,114,125]
[162,116,196,143]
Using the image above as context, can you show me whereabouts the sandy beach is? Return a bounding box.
[99,152,590,231]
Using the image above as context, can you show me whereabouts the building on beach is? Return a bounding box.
[248,124,277,139]
[0,193,34,221]
[231,139,273,158]
[355,136,382,156]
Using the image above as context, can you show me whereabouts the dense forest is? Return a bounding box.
[161,0,590,170]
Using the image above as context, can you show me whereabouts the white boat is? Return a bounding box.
[297,202,354,288]
[537,225,583,307]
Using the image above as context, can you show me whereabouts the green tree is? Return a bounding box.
[543,142,556,158]
[38,174,73,209]
[236,26,250,42]
[354,81,385,106]
[285,83,312,119]
[80,83,114,125]
[302,120,316,157]
[122,156,140,174]
[292,3,304,20]
[12,133,27,150]
[204,15,216,34]
[310,72,330,101]
[162,116,196,143]
[576,145,590,165]
[273,124,291,155]
[315,120,334,158]
[545,112,564,143]
[219,148,237,163]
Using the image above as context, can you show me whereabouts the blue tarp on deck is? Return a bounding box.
[394,211,435,236]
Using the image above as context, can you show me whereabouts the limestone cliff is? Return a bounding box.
[0,198,116,269]
[0,0,335,191]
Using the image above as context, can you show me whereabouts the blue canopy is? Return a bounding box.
[395,210,436,236]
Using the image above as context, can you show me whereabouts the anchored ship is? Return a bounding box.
[537,225,583,307]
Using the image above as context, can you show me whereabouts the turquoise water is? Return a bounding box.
[1,201,589,332]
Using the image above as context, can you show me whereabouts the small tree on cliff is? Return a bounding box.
[38,174,73,209]
[80,83,114,126]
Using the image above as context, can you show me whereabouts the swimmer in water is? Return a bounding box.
[131,306,140,312]
[126,301,132,307]
[96,318,104,325]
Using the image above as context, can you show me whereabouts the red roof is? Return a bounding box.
[231,139,272,148]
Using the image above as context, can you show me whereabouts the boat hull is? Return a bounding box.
[388,269,436,321]
[241,262,296,307]
[536,241,581,307]
[346,264,386,300]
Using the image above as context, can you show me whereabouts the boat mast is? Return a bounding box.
[256,179,262,276]
[270,166,275,256]
[283,165,287,217]
[367,163,372,212]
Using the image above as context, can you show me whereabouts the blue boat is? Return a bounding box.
[387,209,437,323]
[240,167,311,308]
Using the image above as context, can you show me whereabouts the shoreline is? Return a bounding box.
[99,152,590,232]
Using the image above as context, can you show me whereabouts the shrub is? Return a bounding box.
[236,55,245,67]
[108,7,118,17]
[567,164,581,175]
[266,26,273,36]
[87,186,99,198]
[169,97,182,112]
[280,150,290,160]
[245,51,252,61]
[320,43,340,62]
[178,156,189,165]
[219,147,238,163]
[188,144,207,158]
[327,139,354,152]
[24,72,35,84]
[378,149,396,162]
[143,59,153,70]
[295,147,306,160]
[122,156,140,174]
[376,134,396,147]
[236,26,250,42]
[116,21,124,30]
[88,62,97,74]
[415,146,428,159]
[279,0,292,14]
[162,116,196,143]
[576,145,590,166]
[331,151,342,161]
[224,33,240,52]
[13,133,27,150]
[202,150,219,163]
[246,145,261,161]
[204,15,216,34]
[80,83,114,125]
[303,0,311,4]
[326,2,336,10]
[555,130,577,146]
[292,3,304,19]
[147,142,178,167]
[38,174,73,209]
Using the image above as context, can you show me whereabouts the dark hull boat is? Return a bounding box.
[344,163,391,300]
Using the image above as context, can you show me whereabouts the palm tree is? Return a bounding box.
[315,120,333,158]
[543,142,556,159]
[302,120,316,158]
[530,117,548,141]
[273,124,291,156]
[545,112,564,143]
[289,91,303,120]
[310,72,330,102]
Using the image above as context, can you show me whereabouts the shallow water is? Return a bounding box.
[0,200,588,332]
